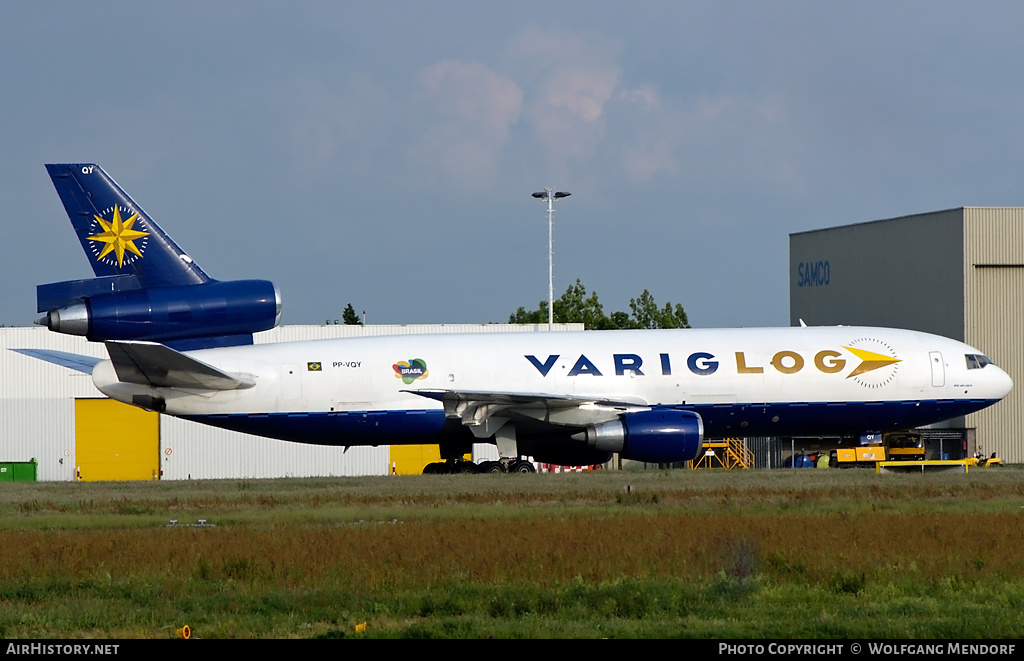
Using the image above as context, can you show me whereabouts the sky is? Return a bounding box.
[4,2,1024,329]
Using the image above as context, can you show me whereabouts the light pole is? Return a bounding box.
[531,187,571,330]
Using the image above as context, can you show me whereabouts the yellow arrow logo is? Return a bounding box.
[843,346,901,378]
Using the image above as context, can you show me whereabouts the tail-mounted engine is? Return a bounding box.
[38,278,281,348]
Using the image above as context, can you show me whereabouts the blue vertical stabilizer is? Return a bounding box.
[38,164,280,348]
[45,163,212,287]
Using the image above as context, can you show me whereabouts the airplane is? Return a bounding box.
[17,163,1013,473]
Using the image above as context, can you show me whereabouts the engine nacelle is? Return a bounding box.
[573,409,704,463]
[44,279,281,344]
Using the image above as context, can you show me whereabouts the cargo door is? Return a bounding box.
[282,364,302,401]
[929,351,945,388]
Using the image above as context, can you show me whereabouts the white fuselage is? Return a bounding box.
[89,326,1012,446]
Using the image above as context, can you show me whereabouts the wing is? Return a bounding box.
[10,348,103,374]
[105,341,255,390]
[404,388,650,437]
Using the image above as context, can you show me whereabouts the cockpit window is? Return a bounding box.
[965,354,993,369]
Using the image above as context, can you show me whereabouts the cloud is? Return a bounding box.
[276,75,393,183]
[542,66,620,123]
[409,60,524,186]
[524,64,620,162]
[506,28,623,165]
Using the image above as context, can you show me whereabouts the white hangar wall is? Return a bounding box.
[790,208,1024,462]
[1,328,107,482]
[1,323,582,481]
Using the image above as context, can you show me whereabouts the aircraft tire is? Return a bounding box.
[479,461,506,474]
[509,460,535,474]
[458,461,479,474]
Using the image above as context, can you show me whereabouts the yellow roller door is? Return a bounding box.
[75,399,159,481]
[388,444,442,475]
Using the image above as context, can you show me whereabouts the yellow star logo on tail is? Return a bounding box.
[88,206,149,267]
[843,346,901,378]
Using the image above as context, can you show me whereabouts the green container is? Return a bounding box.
[13,460,37,482]
[0,460,37,483]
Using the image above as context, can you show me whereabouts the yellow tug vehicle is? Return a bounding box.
[831,431,924,468]
[966,451,1003,468]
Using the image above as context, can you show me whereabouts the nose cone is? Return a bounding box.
[990,364,1014,401]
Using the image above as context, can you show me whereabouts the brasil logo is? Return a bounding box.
[393,359,429,384]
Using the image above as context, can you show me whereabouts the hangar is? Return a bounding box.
[790,207,1024,463]
[1,323,580,481]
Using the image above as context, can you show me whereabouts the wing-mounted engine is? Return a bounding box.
[38,279,281,349]
[572,409,704,463]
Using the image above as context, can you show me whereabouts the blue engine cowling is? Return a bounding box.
[573,409,704,463]
[44,279,281,344]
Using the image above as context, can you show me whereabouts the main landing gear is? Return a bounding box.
[424,421,536,474]
[421,458,536,475]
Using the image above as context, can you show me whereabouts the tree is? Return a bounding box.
[508,301,548,325]
[508,280,690,330]
[342,303,362,325]
[628,290,690,329]
[553,279,611,330]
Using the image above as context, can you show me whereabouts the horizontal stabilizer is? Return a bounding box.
[105,341,255,390]
[165,334,256,351]
[10,348,103,374]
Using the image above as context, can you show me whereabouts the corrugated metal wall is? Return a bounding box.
[158,416,390,479]
[964,208,1024,463]
[259,323,584,343]
[0,328,107,481]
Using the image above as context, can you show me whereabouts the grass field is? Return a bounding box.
[2,467,1024,639]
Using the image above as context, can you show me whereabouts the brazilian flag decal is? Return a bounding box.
[307,362,322,371]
